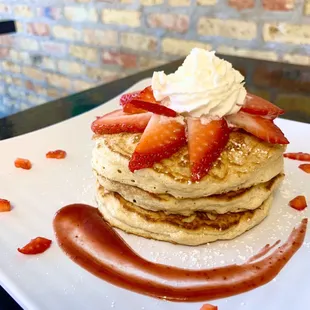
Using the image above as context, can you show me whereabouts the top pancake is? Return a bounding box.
[92,131,285,199]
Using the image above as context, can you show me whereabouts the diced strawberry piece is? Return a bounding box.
[241,93,284,119]
[125,100,177,117]
[226,112,289,145]
[200,304,218,310]
[299,164,310,174]
[46,150,67,159]
[14,158,32,170]
[187,118,230,182]
[129,114,186,171]
[0,199,11,212]
[284,152,310,161]
[18,237,52,255]
[289,195,307,211]
[91,109,152,135]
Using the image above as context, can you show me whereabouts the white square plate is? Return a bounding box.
[0,79,309,310]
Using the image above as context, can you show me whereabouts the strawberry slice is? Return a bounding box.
[289,195,307,211]
[135,86,157,103]
[241,93,284,119]
[226,112,289,145]
[46,150,67,159]
[14,158,32,170]
[120,91,145,114]
[0,199,11,212]
[91,109,152,135]
[120,86,157,106]
[120,90,146,114]
[187,118,230,182]
[284,152,310,161]
[122,102,146,114]
[121,86,160,114]
[299,164,310,174]
[129,114,186,171]
[200,305,218,310]
[124,100,177,117]
[18,237,52,255]
[120,91,141,106]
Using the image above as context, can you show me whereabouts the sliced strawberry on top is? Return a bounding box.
[122,102,146,114]
[284,152,310,161]
[125,100,177,117]
[91,109,152,135]
[120,91,141,106]
[120,90,146,114]
[129,114,186,171]
[187,118,230,182]
[136,86,157,103]
[121,86,160,114]
[120,86,157,106]
[226,112,289,145]
[200,304,218,310]
[241,93,284,119]
[299,164,310,174]
[18,237,52,255]
[289,195,307,211]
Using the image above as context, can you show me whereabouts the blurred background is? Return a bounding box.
[0,0,310,117]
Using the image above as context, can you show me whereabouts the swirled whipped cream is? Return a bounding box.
[151,48,246,118]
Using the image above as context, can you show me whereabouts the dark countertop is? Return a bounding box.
[0,55,309,309]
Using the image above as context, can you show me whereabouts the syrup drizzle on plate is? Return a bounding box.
[53,204,307,302]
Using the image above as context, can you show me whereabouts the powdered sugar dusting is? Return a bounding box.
[125,160,309,273]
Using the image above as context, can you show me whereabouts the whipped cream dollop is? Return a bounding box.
[151,48,246,118]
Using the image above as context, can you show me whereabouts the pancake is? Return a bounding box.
[92,131,286,199]
[96,185,273,246]
[95,172,284,215]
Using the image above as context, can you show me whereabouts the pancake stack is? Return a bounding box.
[92,130,285,246]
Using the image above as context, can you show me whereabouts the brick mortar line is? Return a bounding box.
[13,29,161,49]
[3,35,310,55]
[1,49,154,74]
[3,61,139,82]
[6,18,310,41]
[0,66,99,87]
[2,84,51,100]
